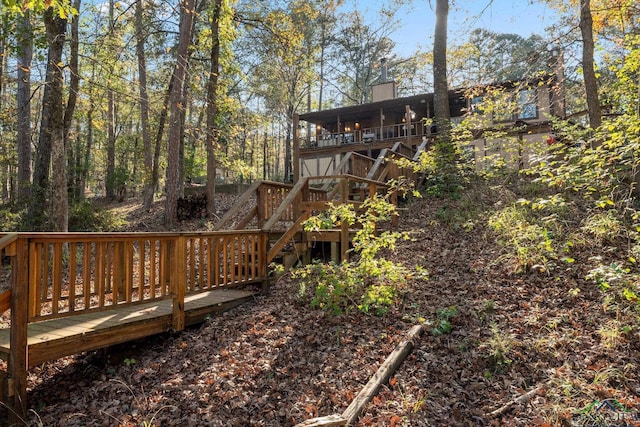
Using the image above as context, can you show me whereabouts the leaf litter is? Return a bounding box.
[23,192,640,426]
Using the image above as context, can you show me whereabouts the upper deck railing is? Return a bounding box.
[300,121,431,149]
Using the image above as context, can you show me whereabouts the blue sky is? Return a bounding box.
[355,0,561,56]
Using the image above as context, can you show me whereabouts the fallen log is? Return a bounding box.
[293,324,425,427]
[293,414,346,427]
[342,324,425,425]
[485,383,546,418]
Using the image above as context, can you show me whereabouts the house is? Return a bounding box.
[293,71,565,180]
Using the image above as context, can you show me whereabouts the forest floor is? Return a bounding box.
[24,183,640,426]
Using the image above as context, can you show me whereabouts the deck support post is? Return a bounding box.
[172,236,186,332]
[8,238,28,424]
[340,178,349,262]
[293,114,300,183]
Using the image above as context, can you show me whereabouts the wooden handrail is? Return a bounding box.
[8,230,268,323]
[413,138,429,161]
[0,232,18,250]
[309,174,389,187]
[262,177,309,232]
[267,210,311,263]
[366,148,389,181]
[320,153,353,191]
[0,233,17,314]
[214,180,262,230]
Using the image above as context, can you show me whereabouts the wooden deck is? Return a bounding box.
[0,288,256,367]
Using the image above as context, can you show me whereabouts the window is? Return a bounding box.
[470,96,484,114]
[517,89,537,119]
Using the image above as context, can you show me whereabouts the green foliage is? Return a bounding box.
[123,357,136,367]
[106,166,131,202]
[416,139,466,199]
[431,306,457,336]
[1,0,76,18]
[293,192,416,316]
[68,200,126,232]
[581,210,623,243]
[482,323,514,372]
[586,261,639,311]
[0,207,22,231]
[487,203,565,272]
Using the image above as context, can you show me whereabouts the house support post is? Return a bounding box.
[340,178,349,261]
[8,238,28,424]
[405,104,412,146]
[293,114,300,183]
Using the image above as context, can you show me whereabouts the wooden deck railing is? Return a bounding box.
[0,231,268,422]
[184,231,267,292]
[364,141,422,184]
[0,233,18,314]
[215,180,327,232]
[1,232,267,324]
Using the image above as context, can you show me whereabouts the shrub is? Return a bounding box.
[293,192,415,316]
[68,200,126,232]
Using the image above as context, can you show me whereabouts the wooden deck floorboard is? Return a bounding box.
[0,288,257,366]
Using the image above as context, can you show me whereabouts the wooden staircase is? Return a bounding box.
[214,140,427,269]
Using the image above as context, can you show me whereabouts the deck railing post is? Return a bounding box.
[259,232,270,294]
[256,184,266,228]
[172,236,186,332]
[8,237,28,423]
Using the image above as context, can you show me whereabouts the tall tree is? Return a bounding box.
[30,8,68,231]
[433,0,450,133]
[64,0,81,203]
[165,0,196,227]
[16,11,33,207]
[580,0,602,129]
[450,29,553,86]
[206,0,223,217]
[105,0,117,200]
[135,0,154,209]
[315,0,341,110]
[328,10,396,105]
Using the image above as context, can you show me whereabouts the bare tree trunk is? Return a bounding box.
[153,74,174,201]
[16,12,33,207]
[43,9,68,231]
[65,0,81,203]
[136,0,154,209]
[580,0,602,130]
[64,0,81,141]
[433,0,450,133]
[80,64,96,199]
[165,0,195,227]
[105,0,117,200]
[206,0,222,217]
[0,26,6,202]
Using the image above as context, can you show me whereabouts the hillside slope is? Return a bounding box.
[25,187,640,426]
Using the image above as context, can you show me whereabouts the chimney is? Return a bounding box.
[380,57,388,82]
[371,57,396,102]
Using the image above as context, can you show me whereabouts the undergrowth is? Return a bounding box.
[292,192,424,316]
